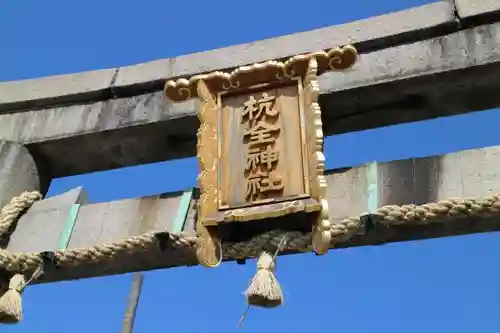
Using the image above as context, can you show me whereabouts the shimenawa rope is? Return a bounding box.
[0,191,43,323]
[0,191,500,323]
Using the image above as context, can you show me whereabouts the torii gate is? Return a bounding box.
[0,0,499,326]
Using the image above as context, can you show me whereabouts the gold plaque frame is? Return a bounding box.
[165,45,358,267]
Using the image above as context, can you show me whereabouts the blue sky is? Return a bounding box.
[1,0,500,332]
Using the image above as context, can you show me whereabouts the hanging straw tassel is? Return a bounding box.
[245,251,283,307]
[238,235,287,327]
[0,265,44,324]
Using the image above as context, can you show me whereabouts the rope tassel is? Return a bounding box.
[0,258,47,324]
[239,235,287,327]
[244,251,283,308]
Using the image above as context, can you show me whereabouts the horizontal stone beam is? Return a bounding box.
[4,1,500,178]
[1,17,499,177]
[4,0,498,111]
[454,0,500,24]
[7,144,500,284]
[0,2,455,111]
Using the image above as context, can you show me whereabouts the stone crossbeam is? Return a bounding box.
[0,1,499,177]
[7,144,500,284]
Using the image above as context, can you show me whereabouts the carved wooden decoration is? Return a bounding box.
[304,57,331,255]
[195,80,223,267]
[165,46,358,266]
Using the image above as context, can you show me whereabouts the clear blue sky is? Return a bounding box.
[1,0,500,332]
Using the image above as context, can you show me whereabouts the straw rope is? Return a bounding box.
[0,192,499,273]
[0,191,42,238]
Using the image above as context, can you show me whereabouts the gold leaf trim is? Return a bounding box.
[304,57,332,255]
[222,200,316,223]
[196,80,218,223]
[194,79,223,268]
[164,45,358,102]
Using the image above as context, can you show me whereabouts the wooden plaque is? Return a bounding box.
[165,45,358,266]
[219,80,308,211]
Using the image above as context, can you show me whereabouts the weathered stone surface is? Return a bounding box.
[69,193,184,249]
[319,21,500,132]
[112,1,455,89]
[0,21,498,177]
[0,141,50,209]
[319,23,500,94]
[6,187,88,253]
[0,68,117,112]
[0,92,198,176]
[455,0,500,20]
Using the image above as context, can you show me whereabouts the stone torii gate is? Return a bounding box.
[0,0,500,325]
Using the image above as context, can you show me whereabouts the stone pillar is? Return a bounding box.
[0,141,50,209]
[0,141,50,291]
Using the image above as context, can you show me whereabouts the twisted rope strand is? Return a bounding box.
[1,192,499,273]
[0,191,42,238]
